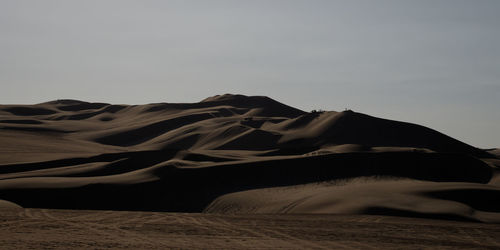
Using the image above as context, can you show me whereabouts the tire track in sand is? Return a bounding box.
[206,215,348,249]
[39,209,167,248]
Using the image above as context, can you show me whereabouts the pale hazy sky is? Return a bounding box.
[1,0,499,148]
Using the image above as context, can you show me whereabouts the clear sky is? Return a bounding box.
[1,0,499,148]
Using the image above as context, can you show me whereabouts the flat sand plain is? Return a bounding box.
[1,208,499,249]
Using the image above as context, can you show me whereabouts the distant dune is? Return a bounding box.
[0,94,499,222]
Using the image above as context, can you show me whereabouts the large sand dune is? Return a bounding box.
[0,94,498,222]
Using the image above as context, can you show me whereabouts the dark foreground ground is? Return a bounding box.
[1,208,499,249]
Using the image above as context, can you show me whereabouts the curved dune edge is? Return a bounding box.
[0,199,22,209]
[0,94,498,222]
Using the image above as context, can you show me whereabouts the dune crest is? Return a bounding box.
[0,94,498,222]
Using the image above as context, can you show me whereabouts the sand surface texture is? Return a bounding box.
[0,208,499,249]
[0,94,499,223]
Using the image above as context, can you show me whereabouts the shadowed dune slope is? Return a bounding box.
[0,94,498,222]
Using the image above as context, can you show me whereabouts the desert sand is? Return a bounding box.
[1,208,499,249]
[0,94,499,248]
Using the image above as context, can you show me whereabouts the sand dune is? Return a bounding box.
[205,178,500,223]
[0,94,498,222]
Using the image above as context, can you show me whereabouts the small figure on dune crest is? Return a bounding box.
[311,109,326,114]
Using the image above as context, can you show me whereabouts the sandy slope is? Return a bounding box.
[205,178,500,223]
[0,94,498,222]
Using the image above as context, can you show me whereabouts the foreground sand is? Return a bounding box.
[1,208,499,249]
